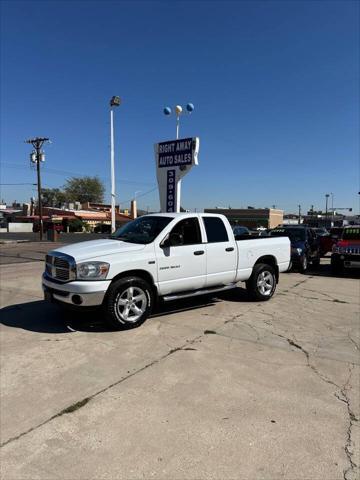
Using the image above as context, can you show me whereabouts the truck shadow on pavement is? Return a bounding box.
[0,287,251,334]
[303,263,360,279]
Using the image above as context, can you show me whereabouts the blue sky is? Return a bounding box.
[1,0,359,213]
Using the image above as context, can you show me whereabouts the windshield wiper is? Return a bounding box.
[110,235,129,241]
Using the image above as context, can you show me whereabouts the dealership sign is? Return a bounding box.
[154,137,199,212]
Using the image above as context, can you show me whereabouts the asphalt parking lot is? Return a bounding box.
[0,242,359,480]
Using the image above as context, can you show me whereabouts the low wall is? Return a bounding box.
[7,223,33,233]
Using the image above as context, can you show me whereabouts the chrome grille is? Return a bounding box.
[54,267,70,281]
[54,257,69,269]
[45,253,75,282]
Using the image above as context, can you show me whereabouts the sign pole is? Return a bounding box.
[176,114,180,140]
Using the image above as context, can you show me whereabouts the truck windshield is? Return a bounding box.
[270,228,306,243]
[110,216,173,244]
[342,227,360,241]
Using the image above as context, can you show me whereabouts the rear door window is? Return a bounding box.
[203,217,229,243]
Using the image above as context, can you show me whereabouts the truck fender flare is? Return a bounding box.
[108,270,158,298]
[254,255,279,283]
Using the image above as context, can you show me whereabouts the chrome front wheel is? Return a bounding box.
[115,286,148,323]
[105,277,153,329]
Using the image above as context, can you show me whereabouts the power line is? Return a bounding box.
[0,162,155,186]
[118,186,158,204]
[0,183,37,186]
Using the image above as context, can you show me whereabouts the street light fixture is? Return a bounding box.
[109,96,121,233]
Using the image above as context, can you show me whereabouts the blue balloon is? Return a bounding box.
[186,103,194,112]
[163,106,172,115]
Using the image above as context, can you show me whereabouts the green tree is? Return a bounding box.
[63,176,105,203]
[41,188,66,207]
[68,218,84,232]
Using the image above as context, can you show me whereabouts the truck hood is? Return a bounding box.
[50,239,146,262]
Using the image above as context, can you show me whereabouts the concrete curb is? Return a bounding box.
[0,240,31,244]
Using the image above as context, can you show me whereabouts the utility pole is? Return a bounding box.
[26,137,49,240]
[298,204,301,224]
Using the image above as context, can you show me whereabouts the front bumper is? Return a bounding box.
[42,273,111,307]
[290,253,303,265]
[332,254,360,269]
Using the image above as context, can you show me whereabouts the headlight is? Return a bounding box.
[76,261,110,280]
[291,247,303,255]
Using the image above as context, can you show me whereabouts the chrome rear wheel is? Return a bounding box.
[256,270,274,296]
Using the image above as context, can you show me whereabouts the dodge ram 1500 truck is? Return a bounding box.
[42,213,290,329]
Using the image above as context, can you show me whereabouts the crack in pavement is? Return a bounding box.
[258,315,359,480]
[0,303,262,449]
[348,334,360,352]
[0,334,203,449]
[2,290,358,479]
[278,289,351,305]
[335,364,359,480]
[302,287,352,305]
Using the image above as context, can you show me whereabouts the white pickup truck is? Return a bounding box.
[43,213,290,328]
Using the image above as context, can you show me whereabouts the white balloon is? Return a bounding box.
[175,105,183,115]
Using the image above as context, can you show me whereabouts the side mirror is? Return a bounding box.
[160,233,170,249]
[160,232,184,248]
[169,232,184,246]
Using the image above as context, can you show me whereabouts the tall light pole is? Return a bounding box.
[110,96,121,233]
[25,137,50,241]
[325,193,330,228]
[298,204,301,224]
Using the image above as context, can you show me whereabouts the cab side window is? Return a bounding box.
[203,217,229,243]
[170,218,202,246]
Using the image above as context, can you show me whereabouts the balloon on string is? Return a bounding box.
[175,105,183,115]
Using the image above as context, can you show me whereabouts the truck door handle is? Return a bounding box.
[226,247,234,252]
[194,250,205,255]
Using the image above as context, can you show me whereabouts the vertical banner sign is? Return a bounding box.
[166,170,176,212]
[154,137,200,212]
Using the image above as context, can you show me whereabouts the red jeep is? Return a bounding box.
[320,227,344,256]
[331,226,360,274]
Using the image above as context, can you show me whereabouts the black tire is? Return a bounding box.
[286,260,293,272]
[331,258,343,275]
[299,255,308,273]
[312,256,320,268]
[104,276,154,329]
[246,263,277,301]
